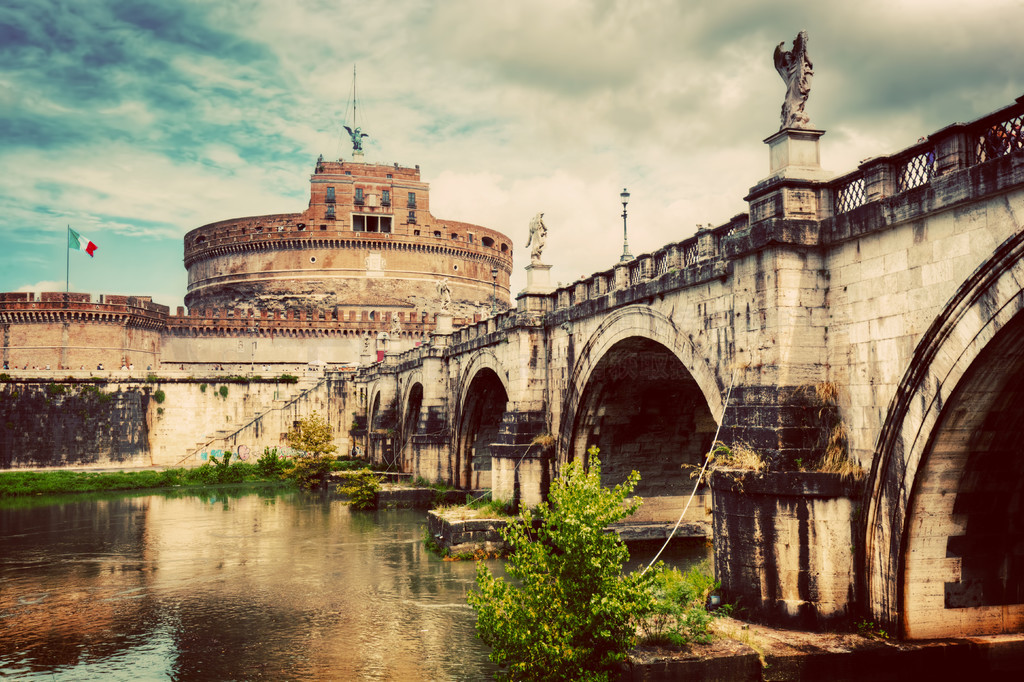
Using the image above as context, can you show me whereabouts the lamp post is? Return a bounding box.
[619,188,632,262]
[491,266,499,314]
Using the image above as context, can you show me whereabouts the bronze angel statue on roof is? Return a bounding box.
[774,31,813,130]
[344,125,369,152]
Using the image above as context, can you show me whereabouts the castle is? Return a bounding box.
[0,158,514,371]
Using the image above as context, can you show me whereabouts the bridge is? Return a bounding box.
[348,96,1024,640]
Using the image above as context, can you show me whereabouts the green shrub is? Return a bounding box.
[46,382,66,396]
[146,374,159,383]
[218,385,228,398]
[256,447,289,478]
[468,454,656,681]
[336,469,381,510]
[199,383,207,393]
[278,374,299,384]
[641,562,725,646]
[0,373,11,382]
[153,389,166,404]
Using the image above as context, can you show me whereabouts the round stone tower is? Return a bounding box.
[183,159,513,318]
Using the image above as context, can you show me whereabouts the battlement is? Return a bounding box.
[0,292,170,324]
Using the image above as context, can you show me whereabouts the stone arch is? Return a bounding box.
[560,305,726,463]
[865,229,1024,637]
[455,350,510,490]
[399,370,424,471]
[365,377,398,468]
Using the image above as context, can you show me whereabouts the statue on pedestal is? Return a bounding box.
[525,212,547,264]
[437,278,452,312]
[361,331,371,354]
[774,31,813,130]
[390,314,401,335]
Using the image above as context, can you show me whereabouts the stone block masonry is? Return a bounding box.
[348,94,1024,640]
[0,375,350,469]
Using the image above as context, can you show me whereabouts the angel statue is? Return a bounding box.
[361,331,372,354]
[437,278,452,312]
[773,31,813,130]
[390,313,401,335]
[344,125,369,152]
[525,212,547,264]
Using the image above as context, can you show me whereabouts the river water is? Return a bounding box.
[0,487,708,681]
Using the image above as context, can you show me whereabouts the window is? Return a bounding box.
[407,192,416,208]
[326,187,335,203]
[386,173,393,179]
[413,229,420,236]
[433,230,441,238]
[408,210,417,224]
[355,188,364,205]
[467,233,474,244]
[482,236,494,248]
[326,205,335,219]
[450,233,458,240]
[381,189,390,206]
[353,214,392,233]
[345,170,351,175]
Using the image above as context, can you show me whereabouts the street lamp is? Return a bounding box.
[491,266,499,314]
[619,188,632,262]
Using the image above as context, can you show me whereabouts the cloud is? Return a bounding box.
[1,0,1023,308]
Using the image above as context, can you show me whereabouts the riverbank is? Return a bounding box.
[624,618,1024,680]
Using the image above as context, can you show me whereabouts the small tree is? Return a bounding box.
[284,411,337,489]
[468,454,655,681]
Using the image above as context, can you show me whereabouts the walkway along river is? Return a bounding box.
[0,487,708,680]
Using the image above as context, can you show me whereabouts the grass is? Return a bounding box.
[434,493,516,520]
[0,462,288,498]
[708,441,765,471]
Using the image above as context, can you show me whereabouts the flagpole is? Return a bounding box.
[66,225,70,296]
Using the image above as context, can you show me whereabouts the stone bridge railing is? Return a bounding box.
[361,95,1024,366]
[830,96,1024,219]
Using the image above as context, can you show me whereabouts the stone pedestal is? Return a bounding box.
[521,262,552,294]
[435,313,453,334]
[764,128,830,180]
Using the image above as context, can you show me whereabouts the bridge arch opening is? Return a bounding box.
[456,368,508,490]
[569,336,716,498]
[865,231,1024,638]
[402,382,423,471]
[368,391,382,464]
[901,310,1024,638]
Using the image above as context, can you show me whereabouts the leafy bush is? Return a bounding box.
[199,383,207,393]
[468,455,656,681]
[336,469,381,510]
[218,385,229,398]
[153,389,166,404]
[256,447,289,478]
[46,382,66,396]
[278,374,299,384]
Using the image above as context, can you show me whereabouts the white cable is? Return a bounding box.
[640,367,736,576]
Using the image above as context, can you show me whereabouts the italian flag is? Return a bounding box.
[68,228,98,257]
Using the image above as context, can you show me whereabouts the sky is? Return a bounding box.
[2,0,1023,310]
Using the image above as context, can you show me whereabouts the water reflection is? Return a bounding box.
[0,489,709,681]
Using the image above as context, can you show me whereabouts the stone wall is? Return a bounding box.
[0,375,350,470]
